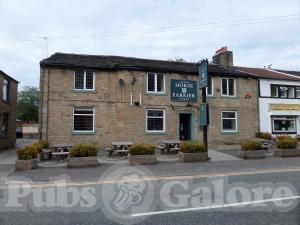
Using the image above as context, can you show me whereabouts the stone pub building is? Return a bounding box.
[39,50,259,147]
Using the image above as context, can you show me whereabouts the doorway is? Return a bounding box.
[179,113,192,140]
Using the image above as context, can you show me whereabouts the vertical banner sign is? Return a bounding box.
[199,103,207,126]
[199,60,208,88]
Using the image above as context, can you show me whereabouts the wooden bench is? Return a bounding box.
[52,152,69,161]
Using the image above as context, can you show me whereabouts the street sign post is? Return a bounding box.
[199,59,209,152]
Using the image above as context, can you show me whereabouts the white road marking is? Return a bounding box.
[131,196,300,217]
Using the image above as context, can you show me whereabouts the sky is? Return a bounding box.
[0,0,300,88]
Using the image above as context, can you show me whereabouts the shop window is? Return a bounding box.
[221,111,237,132]
[147,73,165,93]
[146,109,165,132]
[1,113,9,135]
[221,78,235,96]
[206,77,213,96]
[73,107,94,132]
[74,70,95,90]
[272,116,296,133]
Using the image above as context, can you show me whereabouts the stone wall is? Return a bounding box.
[39,67,258,147]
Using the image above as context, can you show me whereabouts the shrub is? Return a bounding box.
[276,136,298,149]
[241,140,263,151]
[260,132,272,140]
[69,144,98,157]
[129,143,155,155]
[180,141,206,153]
[33,140,49,153]
[255,131,262,138]
[17,145,38,160]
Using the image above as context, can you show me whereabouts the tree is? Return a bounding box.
[17,86,39,123]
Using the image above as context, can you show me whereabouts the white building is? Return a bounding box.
[237,67,300,136]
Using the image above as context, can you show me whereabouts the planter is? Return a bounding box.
[239,150,266,159]
[274,149,300,158]
[128,154,158,166]
[179,151,208,162]
[15,159,38,170]
[67,156,99,168]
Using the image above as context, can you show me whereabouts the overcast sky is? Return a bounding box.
[0,0,299,88]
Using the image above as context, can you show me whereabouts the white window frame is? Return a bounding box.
[72,107,95,132]
[221,111,238,132]
[146,73,165,93]
[221,78,236,97]
[206,76,214,96]
[145,109,165,133]
[2,79,8,101]
[272,116,296,133]
[74,71,95,91]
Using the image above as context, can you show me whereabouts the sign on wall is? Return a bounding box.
[199,103,208,126]
[171,80,197,102]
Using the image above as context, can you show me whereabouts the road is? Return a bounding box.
[1,169,300,225]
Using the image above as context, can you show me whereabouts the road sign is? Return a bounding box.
[200,103,208,126]
[199,60,208,88]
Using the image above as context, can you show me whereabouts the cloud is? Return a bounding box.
[0,0,299,87]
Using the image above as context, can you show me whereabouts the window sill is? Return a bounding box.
[72,90,97,93]
[145,132,166,135]
[221,131,239,135]
[220,96,239,99]
[71,131,96,135]
[145,92,167,96]
[207,96,216,99]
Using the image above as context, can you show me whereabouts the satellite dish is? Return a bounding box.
[119,79,125,86]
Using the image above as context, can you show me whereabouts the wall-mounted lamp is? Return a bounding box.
[131,77,137,85]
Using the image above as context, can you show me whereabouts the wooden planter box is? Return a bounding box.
[67,157,99,168]
[128,154,158,166]
[274,149,300,158]
[179,151,208,162]
[15,159,38,170]
[239,150,266,159]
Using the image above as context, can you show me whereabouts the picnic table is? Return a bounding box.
[51,143,74,161]
[107,141,133,157]
[160,140,182,154]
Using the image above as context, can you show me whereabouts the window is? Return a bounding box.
[147,73,165,93]
[271,85,278,97]
[272,116,296,133]
[221,111,237,132]
[2,79,9,101]
[206,77,213,96]
[146,109,165,132]
[1,113,9,135]
[73,107,94,132]
[74,70,95,90]
[271,85,300,99]
[221,78,235,96]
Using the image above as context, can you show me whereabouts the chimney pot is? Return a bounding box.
[212,47,233,68]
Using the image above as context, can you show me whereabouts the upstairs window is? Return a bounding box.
[221,78,235,96]
[147,73,165,93]
[271,85,300,99]
[206,77,213,96]
[2,79,9,101]
[74,70,95,90]
[73,107,94,132]
[271,85,278,97]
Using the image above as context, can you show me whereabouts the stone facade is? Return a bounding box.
[39,65,258,147]
[0,71,18,151]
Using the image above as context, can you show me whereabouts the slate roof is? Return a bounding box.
[275,69,300,77]
[235,66,300,81]
[40,53,256,78]
[0,70,19,83]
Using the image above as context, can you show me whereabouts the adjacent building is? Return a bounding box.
[0,70,18,150]
[39,51,259,147]
[237,67,300,136]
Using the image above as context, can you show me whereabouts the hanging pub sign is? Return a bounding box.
[199,60,208,88]
[171,79,197,102]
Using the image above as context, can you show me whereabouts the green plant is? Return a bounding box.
[17,145,38,160]
[255,131,262,138]
[180,141,206,153]
[276,136,298,149]
[241,140,263,151]
[33,140,49,153]
[129,144,155,155]
[69,144,98,157]
[260,132,272,140]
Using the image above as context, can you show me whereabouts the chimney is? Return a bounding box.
[212,46,233,68]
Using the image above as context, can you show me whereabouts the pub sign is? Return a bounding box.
[171,79,197,102]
